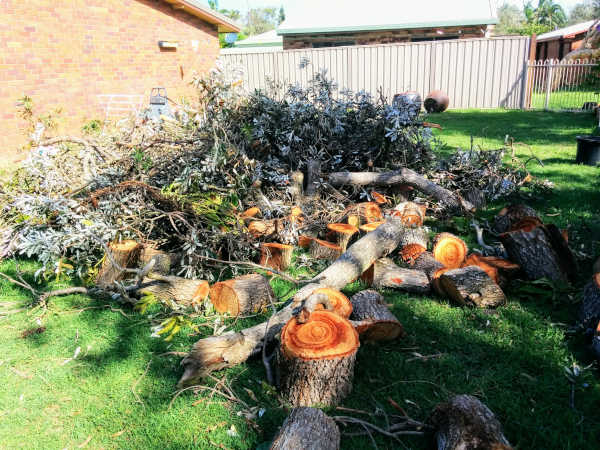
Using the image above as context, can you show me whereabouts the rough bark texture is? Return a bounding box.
[462,187,486,210]
[327,223,358,252]
[178,218,408,386]
[138,274,209,308]
[345,202,383,226]
[462,254,500,285]
[350,290,405,341]
[270,407,340,450]
[411,251,446,280]
[429,395,512,450]
[543,224,578,281]
[304,160,321,197]
[440,267,506,308]
[390,201,427,226]
[138,246,176,275]
[492,204,539,234]
[327,168,474,213]
[310,239,343,261]
[500,227,570,282]
[289,171,305,203]
[96,240,141,288]
[209,273,273,316]
[362,258,430,294]
[260,243,294,271]
[247,219,277,239]
[579,274,600,330]
[398,226,429,249]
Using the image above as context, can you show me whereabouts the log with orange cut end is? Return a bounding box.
[371,191,388,205]
[97,239,141,288]
[344,202,383,226]
[350,290,405,342]
[311,287,353,318]
[209,273,273,316]
[138,275,209,308]
[510,216,543,232]
[259,242,294,271]
[298,235,314,249]
[389,202,426,227]
[400,243,427,264]
[278,310,359,407]
[432,232,468,269]
[241,207,261,219]
[310,239,343,261]
[326,223,359,252]
[431,267,452,296]
[359,221,386,233]
[462,254,500,284]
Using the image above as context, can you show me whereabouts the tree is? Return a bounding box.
[568,1,597,24]
[495,3,525,34]
[278,6,286,25]
[244,7,279,36]
[525,0,567,29]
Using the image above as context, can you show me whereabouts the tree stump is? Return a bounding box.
[440,266,506,308]
[270,407,340,450]
[209,273,273,316]
[433,233,468,269]
[492,204,539,234]
[277,310,359,407]
[260,243,294,271]
[138,246,176,275]
[362,258,430,294]
[431,267,452,296]
[510,216,543,232]
[579,273,600,330]
[429,394,512,450]
[289,171,304,203]
[344,202,383,226]
[411,251,446,280]
[350,290,404,341]
[359,221,386,233]
[390,201,426,226]
[312,287,353,318]
[462,254,500,285]
[310,239,343,261]
[499,226,570,282]
[326,223,358,252]
[298,235,314,249]
[139,275,209,308]
[96,240,141,288]
[247,219,277,239]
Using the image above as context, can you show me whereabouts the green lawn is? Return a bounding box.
[530,89,600,110]
[1,110,600,449]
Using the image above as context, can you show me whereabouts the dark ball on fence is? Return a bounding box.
[424,90,450,113]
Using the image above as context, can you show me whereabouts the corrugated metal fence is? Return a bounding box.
[220,37,530,109]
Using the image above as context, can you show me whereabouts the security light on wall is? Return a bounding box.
[158,41,179,49]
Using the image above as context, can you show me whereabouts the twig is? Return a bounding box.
[132,359,152,407]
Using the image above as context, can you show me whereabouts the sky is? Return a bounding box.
[209,0,587,16]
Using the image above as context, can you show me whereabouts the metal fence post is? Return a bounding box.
[520,60,529,109]
[544,60,554,110]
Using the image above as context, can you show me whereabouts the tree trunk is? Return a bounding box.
[440,266,506,308]
[499,227,570,282]
[277,310,359,407]
[462,254,500,285]
[398,226,429,249]
[327,168,474,213]
[349,290,404,341]
[429,394,512,450]
[310,287,353,318]
[410,251,446,280]
[362,258,430,294]
[478,256,521,280]
[462,187,486,210]
[138,246,176,275]
[433,233,468,269]
[260,243,294,271]
[304,160,321,197]
[270,407,340,450]
[310,239,343,261]
[390,201,426,226]
[289,171,305,203]
[138,274,209,308]
[209,273,273,316]
[298,235,313,249]
[326,223,358,252]
[96,240,141,288]
[579,273,600,330]
[492,204,539,234]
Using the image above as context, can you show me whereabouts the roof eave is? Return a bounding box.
[277,18,498,36]
[162,0,241,33]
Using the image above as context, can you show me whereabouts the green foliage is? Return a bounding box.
[16,95,62,144]
[131,148,153,172]
[244,8,279,36]
[81,119,104,135]
[495,3,526,35]
[525,0,567,28]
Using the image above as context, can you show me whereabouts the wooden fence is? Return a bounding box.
[220,36,531,109]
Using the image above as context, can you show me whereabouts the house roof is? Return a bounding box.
[161,0,241,33]
[537,20,597,42]
[277,0,497,36]
[234,30,282,48]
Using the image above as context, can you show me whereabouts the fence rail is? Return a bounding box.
[220,37,530,110]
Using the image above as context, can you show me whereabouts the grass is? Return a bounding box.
[1,110,600,449]
[530,89,600,110]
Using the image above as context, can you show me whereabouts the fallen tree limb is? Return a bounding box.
[178,218,409,387]
[326,168,474,213]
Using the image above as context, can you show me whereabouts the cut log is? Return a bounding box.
[298,235,313,249]
[359,221,385,233]
[312,287,353,318]
[178,218,409,386]
[304,160,321,197]
[138,246,176,275]
[277,310,359,407]
[327,168,475,213]
[326,223,359,252]
[433,233,468,269]
[399,227,429,249]
[209,273,273,316]
[411,251,446,280]
[431,268,452,296]
[492,204,539,234]
[344,202,383,225]
[260,243,294,271]
[289,171,304,203]
[390,201,426,227]
[499,227,570,282]
[478,256,521,280]
[270,407,340,450]
[138,274,209,308]
[510,216,543,232]
[247,219,277,238]
[349,290,405,341]
[462,254,500,285]
[400,243,427,265]
[440,266,506,308]
[579,273,600,330]
[362,258,430,294]
[462,187,486,210]
[310,239,343,261]
[543,224,578,280]
[371,191,388,205]
[96,240,141,288]
[429,394,512,450]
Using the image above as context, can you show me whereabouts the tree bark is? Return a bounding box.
[326,223,358,252]
[138,274,209,308]
[440,267,506,308]
[492,204,539,234]
[277,311,359,407]
[139,246,177,275]
[327,168,474,213]
[410,251,446,280]
[270,407,340,450]
[96,240,141,288]
[178,218,409,387]
[260,243,294,271]
[310,239,343,261]
[579,274,600,330]
[289,171,305,203]
[389,201,427,226]
[429,394,512,450]
[304,160,321,197]
[350,290,405,341]
[398,226,429,249]
[362,258,430,294]
[209,273,273,316]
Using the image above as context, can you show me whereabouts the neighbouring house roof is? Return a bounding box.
[277,0,497,36]
[537,20,597,42]
[234,30,283,48]
[162,0,241,33]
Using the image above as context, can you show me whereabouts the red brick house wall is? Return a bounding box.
[0,0,220,162]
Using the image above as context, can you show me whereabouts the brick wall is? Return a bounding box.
[0,0,220,162]
[283,25,490,50]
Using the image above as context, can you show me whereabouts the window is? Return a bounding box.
[313,41,356,48]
